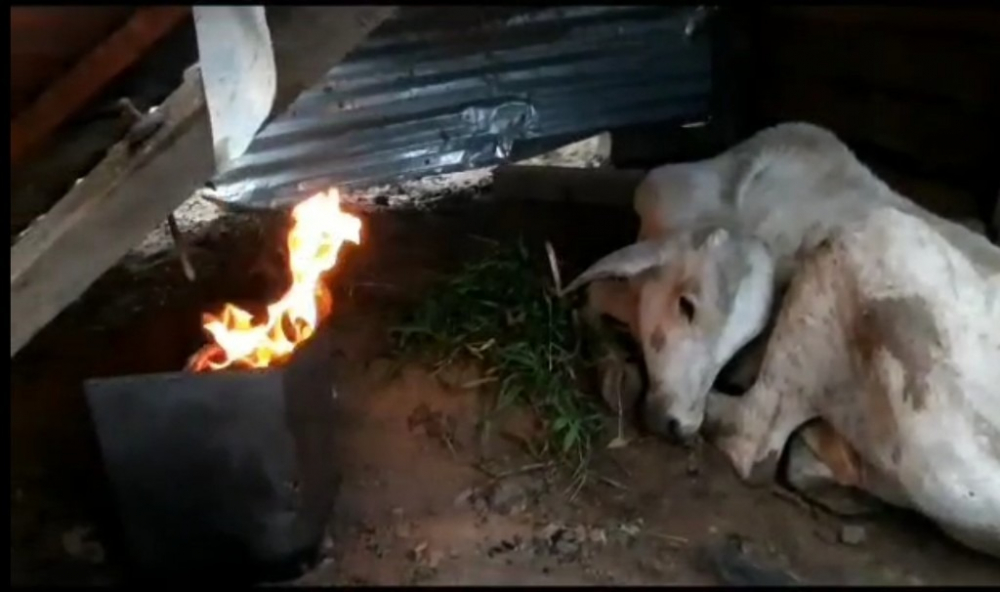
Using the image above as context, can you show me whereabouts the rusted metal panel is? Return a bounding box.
[210,5,714,209]
[10,6,136,119]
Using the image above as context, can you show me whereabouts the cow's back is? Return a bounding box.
[839,207,1000,425]
[838,207,1000,556]
[733,123,1000,282]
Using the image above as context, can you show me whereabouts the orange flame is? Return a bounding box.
[189,188,361,372]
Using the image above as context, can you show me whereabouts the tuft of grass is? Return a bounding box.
[391,237,606,470]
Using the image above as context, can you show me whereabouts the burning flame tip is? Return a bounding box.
[189,188,362,372]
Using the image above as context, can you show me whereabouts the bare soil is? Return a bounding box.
[10,198,1000,586]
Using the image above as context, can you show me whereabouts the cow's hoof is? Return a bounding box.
[744,450,782,487]
[709,434,759,484]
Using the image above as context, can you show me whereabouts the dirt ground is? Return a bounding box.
[10,197,1000,586]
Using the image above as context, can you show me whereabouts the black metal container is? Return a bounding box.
[83,323,339,583]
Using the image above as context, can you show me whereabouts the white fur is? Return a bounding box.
[568,122,1000,435]
[637,122,1000,281]
[567,122,1000,557]
[705,207,1000,558]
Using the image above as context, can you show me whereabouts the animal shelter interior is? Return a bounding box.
[10,5,1000,585]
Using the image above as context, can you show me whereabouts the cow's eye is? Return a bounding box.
[679,295,696,322]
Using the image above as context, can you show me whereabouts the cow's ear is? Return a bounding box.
[561,239,676,296]
[584,279,638,334]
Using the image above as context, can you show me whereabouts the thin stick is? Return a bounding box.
[461,376,499,389]
[544,241,563,296]
[568,470,589,502]
[493,461,554,480]
[167,213,197,282]
[647,532,688,547]
[441,430,459,460]
[770,486,815,515]
[473,461,554,482]
[597,474,629,491]
[615,366,625,442]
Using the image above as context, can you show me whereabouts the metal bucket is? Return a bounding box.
[83,324,339,583]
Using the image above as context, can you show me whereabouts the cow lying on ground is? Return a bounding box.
[568,122,1000,441]
[563,122,1000,557]
[700,207,1000,558]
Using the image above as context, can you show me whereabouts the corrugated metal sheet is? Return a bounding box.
[211,6,714,209]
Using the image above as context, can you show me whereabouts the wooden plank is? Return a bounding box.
[10,6,398,358]
[10,7,135,118]
[10,7,191,166]
[11,115,128,234]
[492,165,646,207]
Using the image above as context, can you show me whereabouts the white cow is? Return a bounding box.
[563,122,1000,558]
[565,122,1000,440]
[701,207,1000,558]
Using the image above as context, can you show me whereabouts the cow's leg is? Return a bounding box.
[704,240,852,486]
[704,383,814,486]
[579,279,644,415]
[783,422,884,516]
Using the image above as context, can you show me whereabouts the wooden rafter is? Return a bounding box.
[10,6,192,167]
[10,6,398,358]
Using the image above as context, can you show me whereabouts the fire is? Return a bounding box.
[189,188,361,372]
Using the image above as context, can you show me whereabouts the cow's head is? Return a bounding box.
[564,227,775,444]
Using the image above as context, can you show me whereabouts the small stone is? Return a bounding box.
[453,487,476,508]
[489,479,529,515]
[554,537,580,560]
[407,541,429,562]
[838,524,867,546]
[427,549,444,569]
[395,521,413,539]
[539,523,563,541]
[619,522,641,538]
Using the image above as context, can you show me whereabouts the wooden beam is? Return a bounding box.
[10,6,398,358]
[10,6,191,167]
[492,165,646,207]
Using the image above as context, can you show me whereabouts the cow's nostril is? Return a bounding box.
[665,417,682,440]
